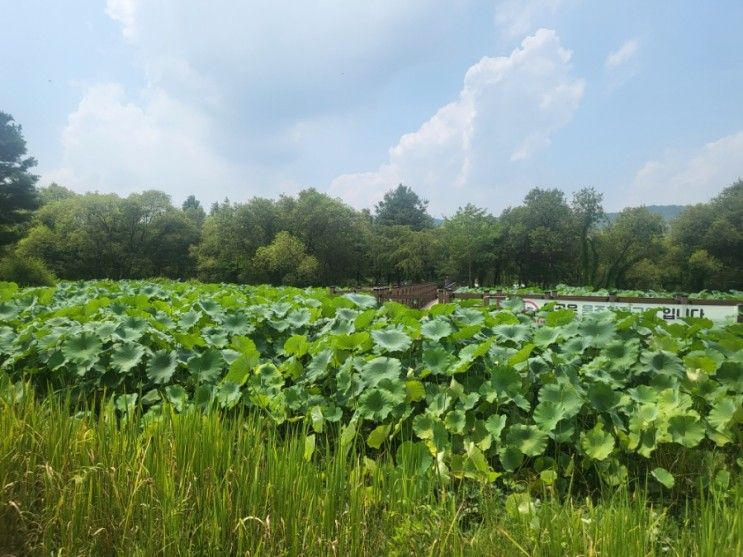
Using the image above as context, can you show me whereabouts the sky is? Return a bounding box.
[2,0,742,217]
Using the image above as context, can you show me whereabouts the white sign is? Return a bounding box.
[515,298,740,322]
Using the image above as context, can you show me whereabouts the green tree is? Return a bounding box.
[571,187,605,285]
[0,112,39,247]
[251,231,319,285]
[669,181,742,290]
[18,191,198,279]
[370,225,439,284]
[182,194,206,227]
[596,207,666,288]
[439,204,498,286]
[39,183,77,205]
[374,184,433,230]
[499,188,577,286]
[191,197,283,282]
[283,189,368,284]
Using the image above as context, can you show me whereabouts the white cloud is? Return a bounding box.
[104,1,479,127]
[330,29,584,214]
[605,39,640,68]
[494,0,565,38]
[105,0,139,41]
[44,83,243,204]
[627,131,743,206]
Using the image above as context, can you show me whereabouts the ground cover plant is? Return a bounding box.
[1,279,742,554]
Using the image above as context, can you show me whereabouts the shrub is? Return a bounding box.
[0,255,56,286]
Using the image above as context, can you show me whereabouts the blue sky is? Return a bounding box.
[2,0,742,216]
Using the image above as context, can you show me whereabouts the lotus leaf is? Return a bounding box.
[360,357,402,387]
[506,424,548,457]
[187,349,224,383]
[147,350,178,384]
[421,318,454,341]
[62,332,102,364]
[111,343,146,373]
[580,423,615,460]
[651,467,674,488]
[371,328,412,353]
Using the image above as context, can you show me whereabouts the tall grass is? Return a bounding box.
[1,384,741,556]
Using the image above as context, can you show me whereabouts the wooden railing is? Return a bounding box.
[373,282,439,308]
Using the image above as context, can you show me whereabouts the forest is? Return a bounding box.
[2,111,742,291]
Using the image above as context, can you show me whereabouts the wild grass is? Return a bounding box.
[1,384,741,556]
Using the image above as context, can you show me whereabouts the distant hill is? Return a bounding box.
[606,204,687,223]
[433,205,688,224]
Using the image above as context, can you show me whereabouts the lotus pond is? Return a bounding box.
[1,279,741,492]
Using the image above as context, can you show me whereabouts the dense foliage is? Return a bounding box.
[0,111,39,247]
[1,281,741,492]
[2,110,742,290]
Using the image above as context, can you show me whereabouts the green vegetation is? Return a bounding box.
[2,110,743,291]
[2,384,742,555]
[1,280,741,554]
[1,110,742,555]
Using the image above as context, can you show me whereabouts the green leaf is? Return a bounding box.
[421,318,454,341]
[165,385,188,411]
[506,425,548,457]
[533,401,567,431]
[367,423,392,449]
[667,414,706,447]
[344,293,377,309]
[284,334,309,357]
[216,381,242,408]
[708,398,738,431]
[223,354,252,386]
[147,350,178,384]
[110,343,146,373]
[360,357,402,387]
[221,312,253,335]
[492,324,530,344]
[422,344,454,375]
[357,388,395,422]
[405,380,426,402]
[580,423,615,461]
[651,467,675,489]
[413,413,440,440]
[533,326,561,348]
[305,349,332,382]
[444,409,466,434]
[640,350,684,377]
[578,318,616,348]
[544,308,575,327]
[500,446,523,472]
[716,362,743,392]
[286,308,311,328]
[304,434,316,461]
[62,332,102,364]
[484,414,507,439]
[683,350,722,373]
[587,383,621,412]
[371,328,412,353]
[187,349,225,383]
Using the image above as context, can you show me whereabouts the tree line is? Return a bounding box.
[2,110,741,290]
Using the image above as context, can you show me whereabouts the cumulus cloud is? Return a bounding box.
[105,0,139,41]
[44,83,243,204]
[627,131,743,206]
[104,0,478,128]
[494,0,565,38]
[330,29,585,214]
